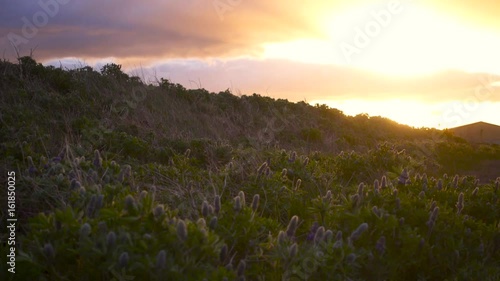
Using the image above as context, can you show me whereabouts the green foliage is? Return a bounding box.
[1,57,499,280]
[100,63,130,81]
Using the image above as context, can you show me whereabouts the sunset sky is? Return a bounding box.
[1,0,499,128]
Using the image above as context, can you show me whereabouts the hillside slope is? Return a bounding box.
[1,57,500,281]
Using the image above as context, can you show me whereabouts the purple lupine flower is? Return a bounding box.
[375,236,386,255]
[306,222,319,241]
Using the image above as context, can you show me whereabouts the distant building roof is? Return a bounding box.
[449,122,500,144]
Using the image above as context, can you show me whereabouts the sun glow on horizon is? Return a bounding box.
[262,3,500,77]
[309,99,500,129]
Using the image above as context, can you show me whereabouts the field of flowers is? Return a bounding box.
[1,58,499,280]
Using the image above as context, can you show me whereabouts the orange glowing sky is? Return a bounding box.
[1,0,499,128]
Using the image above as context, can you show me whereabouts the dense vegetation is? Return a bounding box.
[1,57,499,280]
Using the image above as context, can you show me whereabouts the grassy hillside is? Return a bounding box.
[1,57,499,280]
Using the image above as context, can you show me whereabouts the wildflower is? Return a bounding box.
[96,194,104,212]
[395,198,401,210]
[201,201,209,217]
[426,206,439,231]
[351,194,360,208]
[281,168,287,177]
[27,156,37,175]
[346,253,356,263]
[419,191,425,199]
[286,216,299,237]
[303,157,309,166]
[184,149,191,158]
[265,166,271,177]
[314,226,325,245]
[288,243,298,259]
[472,187,479,196]
[117,165,131,183]
[209,216,218,230]
[375,236,386,255]
[436,179,443,191]
[422,174,428,185]
[398,168,409,185]
[86,195,97,218]
[43,243,55,260]
[324,230,333,243]
[118,252,129,269]
[418,238,425,252]
[220,244,228,262]
[70,179,81,191]
[93,150,102,169]
[456,192,464,214]
[139,190,148,201]
[106,231,116,249]
[277,230,286,245]
[80,223,91,237]
[153,204,165,218]
[257,162,268,175]
[156,250,167,269]
[289,151,297,162]
[177,220,188,241]
[238,191,246,207]
[374,179,380,191]
[357,183,365,198]
[414,173,421,182]
[333,240,342,249]
[27,155,35,167]
[461,177,467,186]
[335,231,342,241]
[234,196,242,212]
[197,218,206,228]
[251,194,260,212]
[452,175,459,188]
[237,259,246,277]
[350,223,368,241]
[372,206,381,218]
[323,190,332,204]
[306,222,319,241]
[214,195,221,215]
[381,176,387,188]
[124,195,137,213]
[429,201,437,212]
[295,179,302,191]
[98,221,107,233]
[79,186,86,195]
